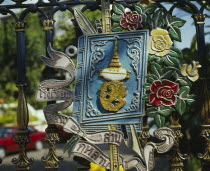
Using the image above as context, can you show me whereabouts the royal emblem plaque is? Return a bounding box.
[73,31,148,131]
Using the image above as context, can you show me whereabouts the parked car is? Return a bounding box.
[0,126,46,158]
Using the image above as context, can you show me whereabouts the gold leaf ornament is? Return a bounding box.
[180,61,201,82]
[99,39,130,112]
[149,28,173,57]
[99,81,127,111]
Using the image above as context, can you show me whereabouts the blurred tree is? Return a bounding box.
[0,13,46,109]
[0,17,17,103]
[54,9,102,51]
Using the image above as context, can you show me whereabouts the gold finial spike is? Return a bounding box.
[109,39,121,68]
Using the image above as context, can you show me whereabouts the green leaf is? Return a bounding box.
[179,77,192,86]
[146,74,159,83]
[163,56,180,67]
[146,14,155,30]
[153,9,163,28]
[141,14,147,25]
[142,94,149,101]
[112,24,123,32]
[171,17,186,28]
[151,62,162,78]
[168,46,183,59]
[173,71,180,80]
[165,13,173,25]
[154,115,165,127]
[144,13,150,23]
[175,99,186,115]
[155,57,163,63]
[148,55,155,62]
[169,26,182,42]
[146,107,158,117]
[159,106,175,116]
[161,70,174,79]
[164,13,184,42]
[143,83,151,91]
[182,77,192,86]
[186,94,196,105]
[113,3,125,15]
[111,14,122,22]
[158,18,166,28]
[178,86,190,99]
[133,4,144,14]
[144,4,157,14]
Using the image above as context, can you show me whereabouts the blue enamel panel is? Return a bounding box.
[73,31,148,131]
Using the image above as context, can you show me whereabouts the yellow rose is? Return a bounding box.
[149,28,173,57]
[180,61,201,82]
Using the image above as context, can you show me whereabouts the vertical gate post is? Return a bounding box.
[192,14,210,170]
[41,19,63,170]
[169,113,187,171]
[11,20,34,171]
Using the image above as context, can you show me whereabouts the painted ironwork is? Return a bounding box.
[0,0,209,170]
[34,42,175,171]
[42,126,63,169]
[73,31,147,129]
[11,85,34,170]
[169,114,187,171]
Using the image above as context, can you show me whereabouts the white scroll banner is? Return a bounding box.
[71,141,111,169]
[36,43,75,115]
[44,112,123,146]
[70,127,174,171]
[71,140,146,171]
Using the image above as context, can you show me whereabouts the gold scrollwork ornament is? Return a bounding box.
[12,132,34,170]
[99,39,130,112]
[42,132,63,169]
[100,81,127,111]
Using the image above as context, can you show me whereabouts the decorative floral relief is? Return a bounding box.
[180,61,201,82]
[111,2,201,127]
[125,91,140,112]
[149,28,173,57]
[124,38,142,45]
[149,80,179,106]
[90,41,108,79]
[120,11,142,30]
[124,38,142,77]
[86,96,100,117]
[127,45,141,76]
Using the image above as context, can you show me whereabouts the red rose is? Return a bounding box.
[149,80,179,106]
[120,12,142,30]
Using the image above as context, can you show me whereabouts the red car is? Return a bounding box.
[0,126,46,158]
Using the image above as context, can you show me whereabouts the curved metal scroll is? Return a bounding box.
[36,43,75,117]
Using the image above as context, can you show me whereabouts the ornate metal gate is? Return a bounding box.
[0,0,209,170]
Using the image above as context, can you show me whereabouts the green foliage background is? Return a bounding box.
[0,13,45,106]
[0,9,102,125]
